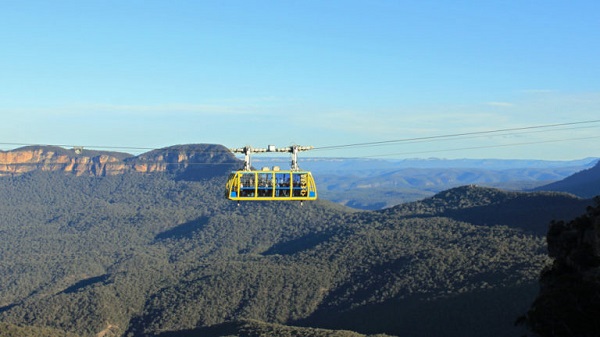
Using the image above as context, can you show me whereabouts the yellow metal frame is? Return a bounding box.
[226,170,317,201]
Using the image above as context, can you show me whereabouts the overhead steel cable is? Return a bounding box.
[1,119,599,161]
[312,119,600,151]
[335,124,600,151]
[363,134,600,158]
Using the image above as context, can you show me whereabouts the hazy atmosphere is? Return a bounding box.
[1,1,599,159]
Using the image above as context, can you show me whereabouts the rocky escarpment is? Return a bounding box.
[0,144,240,177]
[519,198,600,336]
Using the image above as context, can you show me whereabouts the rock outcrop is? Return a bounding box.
[0,144,240,178]
[520,198,600,336]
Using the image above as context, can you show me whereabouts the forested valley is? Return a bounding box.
[0,163,595,336]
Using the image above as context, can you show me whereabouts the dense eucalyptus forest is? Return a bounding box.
[0,159,595,336]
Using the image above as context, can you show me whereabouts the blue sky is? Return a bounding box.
[1,1,599,159]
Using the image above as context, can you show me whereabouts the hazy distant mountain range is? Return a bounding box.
[287,157,599,209]
[1,144,597,210]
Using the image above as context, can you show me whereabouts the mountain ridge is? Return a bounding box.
[380,185,589,235]
[0,144,239,177]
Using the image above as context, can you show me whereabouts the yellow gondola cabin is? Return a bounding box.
[226,167,317,201]
[226,145,318,202]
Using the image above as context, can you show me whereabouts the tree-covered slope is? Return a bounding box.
[155,319,392,337]
[380,185,591,235]
[0,322,79,337]
[0,171,353,336]
[0,171,588,337]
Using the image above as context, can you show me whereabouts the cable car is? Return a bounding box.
[226,145,317,202]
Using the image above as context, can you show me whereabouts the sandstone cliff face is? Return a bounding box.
[0,145,239,177]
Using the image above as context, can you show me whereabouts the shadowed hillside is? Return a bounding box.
[156,319,393,337]
[535,159,600,198]
[381,185,591,235]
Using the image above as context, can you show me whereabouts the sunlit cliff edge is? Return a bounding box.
[0,144,239,177]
